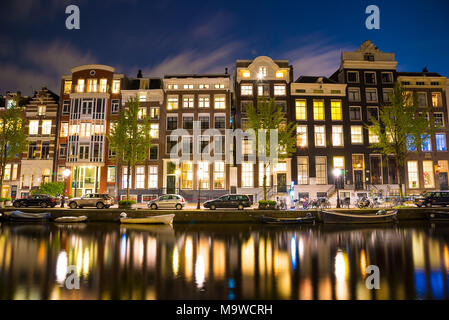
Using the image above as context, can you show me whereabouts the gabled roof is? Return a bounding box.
[295,76,336,84]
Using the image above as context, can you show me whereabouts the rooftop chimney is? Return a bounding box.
[225,67,228,74]
[137,69,143,78]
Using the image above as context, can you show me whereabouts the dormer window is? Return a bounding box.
[364,54,375,61]
[258,66,267,78]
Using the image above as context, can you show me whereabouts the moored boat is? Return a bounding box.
[54,216,88,223]
[259,215,315,224]
[120,213,175,225]
[320,210,398,224]
[427,211,449,220]
[6,210,51,221]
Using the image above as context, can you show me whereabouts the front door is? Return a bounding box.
[167,176,176,194]
[277,173,287,193]
[439,172,448,190]
[354,170,364,190]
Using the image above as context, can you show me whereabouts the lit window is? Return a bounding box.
[406,135,416,151]
[107,166,116,183]
[38,105,46,116]
[4,164,11,180]
[167,96,178,110]
[112,80,120,94]
[241,85,253,96]
[332,126,344,146]
[199,84,210,89]
[150,107,159,119]
[199,96,210,108]
[181,162,193,189]
[314,125,326,147]
[99,79,107,93]
[276,71,284,78]
[215,84,225,89]
[139,93,146,102]
[122,167,131,189]
[274,85,286,96]
[316,156,327,185]
[150,124,159,139]
[407,161,419,189]
[60,122,68,137]
[183,96,194,108]
[29,120,39,135]
[298,157,309,185]
[436,134,446,151]
[351,126,363,144]
[313,100,325,120]
[432,92,442,107]
[137,107,147,119]
[148,166,158,188]
[198,161,209,189]
[331,100,342,121]
[258,66,267,77]
[242,70,251,78]
[423,161,435,188]
[184,84,194,89]
[295,100,307,120]
[77,79,85,93]
[214,161,225,189]
[64,81,72,94]
[87,79,97,92]
[214,96,226,109]
[333,156,345,169]
[421,135,432,151]
[296,125,307,147]
[368,127,379,143]
[242,162,254,187]
[136,166,145,189]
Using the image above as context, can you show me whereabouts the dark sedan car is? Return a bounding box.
[203,194,252,210]
[13,194,59,208]
[415,191,449,208]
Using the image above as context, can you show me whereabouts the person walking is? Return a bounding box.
[60,195,65,208]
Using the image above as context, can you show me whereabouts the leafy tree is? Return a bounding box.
[107,95,152,200]
[0,98,28,196]
[366,82,435,198]
[31,182,65,197]
[246,97,296,200]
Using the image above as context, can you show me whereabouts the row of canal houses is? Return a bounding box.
[1,40,448,205]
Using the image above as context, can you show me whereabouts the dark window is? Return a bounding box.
[381,72,393,83]
[28,142,37,159]
[367,107,379,121]
[199,116,209,129]
[63,100,70,114]
[364,54,374,61]
[183,116,193,129]
[365,72,376,85]
[167,117,177,130]
[79,145,89,160]
[241,101,252,113]
[215,116,226,129]
[149,146,158,160]
[111,100,120,114]
[166,137,178,154]
[347,71,358,83]
[59,144,67,158]
[276,101,287,113]
[41,142,50,159]
[350,107,362,121]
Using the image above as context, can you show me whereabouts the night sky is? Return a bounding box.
[1,0,449,95]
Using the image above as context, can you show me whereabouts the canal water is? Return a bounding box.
[0,221,449,300]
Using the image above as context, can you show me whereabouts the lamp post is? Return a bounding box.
[333,168,342,209]
[197,168,204,210]
[62,168,71,208]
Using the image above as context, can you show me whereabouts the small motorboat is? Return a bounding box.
[54,216,88,223]
[427,211,449,220]
[6,210,51,221]
[259,214,315,224]
[120,213,175,225]
[320,210,398,224]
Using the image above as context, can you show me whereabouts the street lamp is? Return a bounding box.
[62,168,71,208]
[197,168,204,210]
[333,168,342,209]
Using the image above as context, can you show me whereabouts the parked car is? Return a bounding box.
[415,191,449,208]
[148,194,185,210]
[68,193,114,209]
[203,194,252,210]
[13,194,59,208]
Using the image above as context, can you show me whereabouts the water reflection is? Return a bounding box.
[1,222,449,300]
